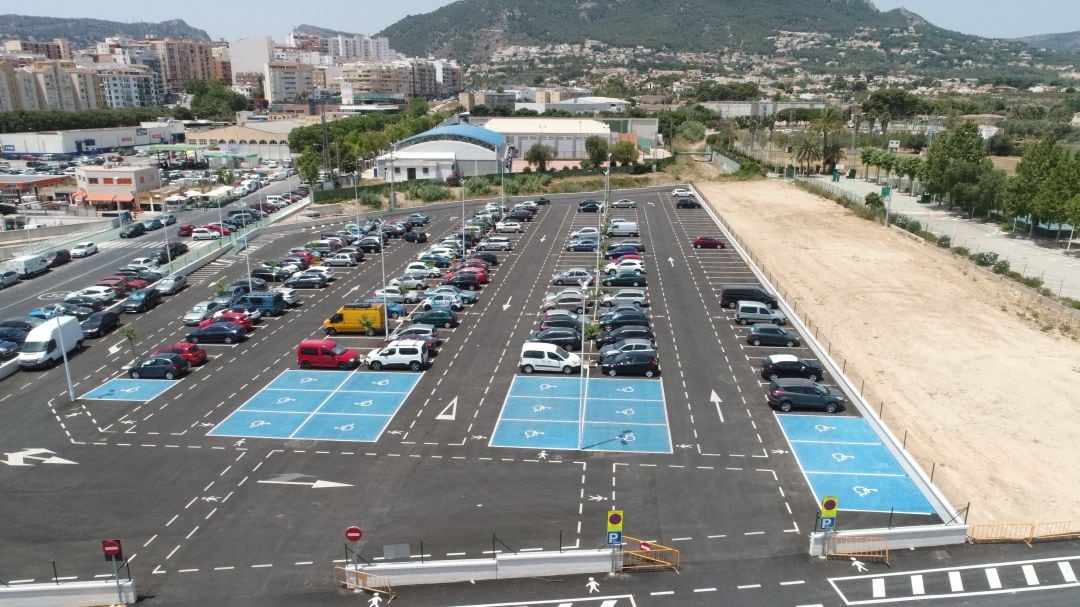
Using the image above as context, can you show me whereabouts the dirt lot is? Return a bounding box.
[695,179,1080,526]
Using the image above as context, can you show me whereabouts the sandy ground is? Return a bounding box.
[695,179,1080,526]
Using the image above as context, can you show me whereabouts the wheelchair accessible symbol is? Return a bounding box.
[616,386,634,393]
[119,387,141,394]
[276,396,296,404]
[373,379,391,386]
[249,420,271,428]
[533,404,552,413]
[815,424,836,433]
[615,408,635,416]
[299,377,317,384]
[354,399,374,407]
[335,423,356,432]
[524,430,546,439]
[538,383,557,391]
[832,452,855,463]
[853,485,878,498]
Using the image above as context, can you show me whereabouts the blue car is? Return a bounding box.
[418,253,453,268]
[361,298,404,319]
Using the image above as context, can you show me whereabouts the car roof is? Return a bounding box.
[772,377,815,387]
[766,354,799,364]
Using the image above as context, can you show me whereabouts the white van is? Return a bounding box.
[520,342,582,374]
[18,316,83,369]
[735,300,786,325]
[5,255,48,278]
[607,221,639,237]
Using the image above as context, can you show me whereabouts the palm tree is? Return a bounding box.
[860,148,877,180]
[524,143,556,172]
[813,109,845,173]
[793,133,823,175]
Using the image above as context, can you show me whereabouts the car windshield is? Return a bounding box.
[130,292,145,299]
[21,340,48,353]
[331,344,349,356]
[192,304,208,313]
[554,347,569,358]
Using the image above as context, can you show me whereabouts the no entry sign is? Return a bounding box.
[102,539,124,562]
[345,526,363,542]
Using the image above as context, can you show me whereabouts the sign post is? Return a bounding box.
[819,496,839,532]
[344,526,363,567]
[606,510,624,546]
[101,540,124,604]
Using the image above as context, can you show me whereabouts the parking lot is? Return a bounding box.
[0,186,955,605]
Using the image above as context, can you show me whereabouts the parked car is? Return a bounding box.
[605,259,646,275]
[519,342,581,375]
[129,353,190,380]
[410,309,459,329]
[403,231,428,243]
[296,338,360,370]
[29,303,93,321]
[407,213,430,225]
[44,249,71,267]
[525,328,582,351]
[672,188,692,197]
[767,378,845,413]
[155,274,188,295]
[122,288,162,313]
[71,242,98,257]
[284,273,327,289]
[119,223,146,238]
[366,339,429,371]
[595,325,654,348]
[424,286,477,305]
[68,286,116,303]
[602,271,647,287]
[191,228,219,241]
[251,267,291,282]
[476,237,513,251]
[736,300,786,325]
[80,311,121,338]
[183,300,225,325]
[565,239,598,252]
[0,271,18,289]
[601,289,649,308]
[552,268,593,286]
[760,354,825,381]
[746,324,801,347]
[676,197,701,209]
[692,235,726,249]
[323,253,359,267]
[153,342,208,366]
[611,198,636,208]
[185,323,247,344]
[0,317,43,332]
[177,224,195,237]
[468,252,499,266]
[600,351,660,377]
[598,338,657,360]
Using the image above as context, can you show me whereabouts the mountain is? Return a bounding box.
[375,0,1051,70]
[1016,31,1080,52]
[293,24,365,39]
[0,15,210,48]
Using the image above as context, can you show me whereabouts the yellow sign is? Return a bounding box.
[607,510,624,533]
[820,496,839,518]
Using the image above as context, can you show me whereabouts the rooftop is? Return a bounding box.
[482,118,610,135]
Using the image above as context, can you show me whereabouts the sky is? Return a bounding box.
[16,0,1080,41]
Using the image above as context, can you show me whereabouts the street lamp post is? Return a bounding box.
[577,277,590,450]
[241,201,253,290]
[53,316,76,403]
[388,143,397,210]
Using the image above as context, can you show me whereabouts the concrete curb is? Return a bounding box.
[351,549,614,586]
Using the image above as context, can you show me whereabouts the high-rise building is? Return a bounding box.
[327,34,395,62]
[85,64,160,108]
[264,62,314,103]
[338,62,411,98]
[211,45,232,85]
[229,36,274,80]
[3,39,70,60]
[23,61,101,111]
[132,39,213,95]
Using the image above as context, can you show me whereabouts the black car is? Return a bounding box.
[63,296,105,311]
[357,238,383,253]
[0,327,29,346]
[403,231,428,243]
[604,246,638,260]
[600,313,650,332]
[44,249,71,267]
[122,288,162,313]
[81,311,121,337]
[611,239,646,252]
[760,355,825,381]
[251,267,291,282]
[185,323,247,344]
[440,274,480,291]
[676,197,701,208]
[505,211,532,222]
[535,197,551,205]
[284,274,327,289]
[0,317,44,332]
[468,252,498,266]
[129,353,190,380]
[119,223,146,238]
[525,328,582,351]
[602,271,647,287]
[595,325,654,348]
[578,202,601,213]
[0,340,18,358]
[113,268,164,282]
[228,277,269,293]
[155,242,188,264]
[600,351,660,378]
[566,240,598,252]
[767,378,845,413]
[746,324,801,347]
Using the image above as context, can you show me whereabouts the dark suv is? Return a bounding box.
[766,378,845,413]
[720,284,778,309]
[746,324,801,347]
[676,197,701,208]
[760,354,824,381]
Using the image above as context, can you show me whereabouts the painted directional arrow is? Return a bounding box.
[257,473,352,489]
[502,296,512,312]
[387,430,404,435]
[436,396,457,421]
[588,495,608,502]
[711,389,725,423]
[676,444,694,449]
[108,341,124,355]
[771,449,789,455]
[539,235,546,243]
[470,434,488,440]
[667,257,674,267]
[1,448,78,466]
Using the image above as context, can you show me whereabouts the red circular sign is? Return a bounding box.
[344,526,363,542]
[608,513,622,526]
[823,498,837,510]
[640,541,652,552]
[102,539,122,555]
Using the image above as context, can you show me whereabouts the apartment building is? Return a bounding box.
[458,90,516,112]
[3,39,70,60]
[211,45,232,85]
[264,62,314,103]
[229,36,274,79]
[133,39,213,95]
[327,34,394,62]
[85,64,160,108]
[338,62,411,97]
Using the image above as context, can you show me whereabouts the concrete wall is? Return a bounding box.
[356,549,614,586]
[809,524,970,556]
[0,579,136,606]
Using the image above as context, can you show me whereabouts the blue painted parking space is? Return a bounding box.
[777,414,935,515]
[80,378,179,402]
[208,370,421,442]
[490,376,672,453]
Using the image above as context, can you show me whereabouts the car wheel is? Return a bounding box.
[645,369,656,378]
[694,244,701,249]
[738,318,748,325]
[555,279,564,286]
[165,371,175,380]
[224,336,234,344]
[131,371,141,379]
[369,361,382,371]
[390,311,401,319]
[751,338,761,346]
[337,362,348,370]
[562,366,574,375]
[408,361,421,372]
[808,374,820,381]
[825,402,838,414]
[325,327,337,336]
[522,365,534,374]
[607,369,617,377]
[785,340,795,347]
[780,401,793,412]
[725,301,736,309]
[300,361,312,369]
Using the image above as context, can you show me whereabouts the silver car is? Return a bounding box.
[183,300,224,325]
[601,289,649,307]
[611,198,636,208]
[155,274,187,295]
[0,271,18,289]
[552,268,593,286]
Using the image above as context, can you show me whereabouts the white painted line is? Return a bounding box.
[8,579,34,584]
[693,587,717,592]
[911,574,925,595]
[295,561,313,566]
[178,568,199,573]
[650,591,674,596]
[1060,561,1078,583]
[948,571,964,592]
[872,578,886,598]
[251,563,273,568]
[780,580,805,586]
[214,566,235,571]
[166,545,181,560]
[1022,564,1040,586]
[986,568,1002,589]
[737,584,761,590]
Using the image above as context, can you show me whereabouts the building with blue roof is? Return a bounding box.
[375,124,508,182]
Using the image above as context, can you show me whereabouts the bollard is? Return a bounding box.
[930,462,937,482]
[903,430,908,449]
[842,359,846,374]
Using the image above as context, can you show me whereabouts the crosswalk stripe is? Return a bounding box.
[985,567,1002,589]
[871,578,885,598]
[948,571,963,592]
[910,574,924,595]
[1060,561,1078,583]
[1022,564,1040,586]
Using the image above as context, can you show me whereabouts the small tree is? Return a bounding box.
[296,147,321,189]
[524,143,556,172]
[117,325,138,364]
[610,140,638,166]
[865,192,884,208]
[210,281,226,296]
[585,136,609,167]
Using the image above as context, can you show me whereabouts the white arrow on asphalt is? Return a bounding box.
[257,473,353,489]
[108,342,124,355]
[387,430,404,435]
[667,257,674,267]
[1,448,78,466]
[540,235,546,243]
[436,396,457,421]
[711,389,725,422]
[502,296,512,311]
[676,444,694,449]
[470,434,488,440]
[771,449,789,455]
[588,495,608,502]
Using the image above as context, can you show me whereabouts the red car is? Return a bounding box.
[459,259,491,271]
[615,253,642,263]
[455,267,489,284]
[692,236,726,249]
[152,342,208,366]
[200,314,253,332]
[98,275,147,295]
[287,249,315,264]
[177,224,194,237]
[202,223,231,235]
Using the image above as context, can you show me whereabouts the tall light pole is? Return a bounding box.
[577,277,590,450]
[54,316,76,403]
[388,143,397,210]
[354,156,362,241]
[241,201,253,290]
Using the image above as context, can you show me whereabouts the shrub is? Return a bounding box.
[358,190,382,208]
[464,179,494,197]
[951,246,971,258]
[936,235,952,248]
[969,251,998,267]
[522,166,532,174]
[630,163,649,175]
[1061,297,1080,311]
[991,259,1010,274]
[1018,275,1044,289]
[865,192,884,208]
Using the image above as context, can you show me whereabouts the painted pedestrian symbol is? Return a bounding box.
[119,387,140,394]
[586,577,600,593]
[815,424,836,433]
[532,404,552,413]
[616,386,634,393]
[538,450,548,460]
[373,379,390,386]
[853,485,878,498]
[524,429,545,439]
[249,420,271,428]
[538,383,557,391]
[299,377,317,384]
[851,557,868,572]
[615,407,635,416]
[832,452,855,463]
[354,399,374,407]
[368,594,383,607]
[276,396,296,404]
[233,439,246,447]
[335,423,356,432]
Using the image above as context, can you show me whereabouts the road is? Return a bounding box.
[0,186,1075,607]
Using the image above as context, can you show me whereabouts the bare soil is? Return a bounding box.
[695,179,1080,526]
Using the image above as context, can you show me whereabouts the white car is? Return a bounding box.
[601,289,649,307]
[477,237,513,251]
[672,188,692,197]
[404,262,442,279]
[374,286,421,304]
[272,286,301,306]
[571,227,600,240]
[192,228,219,240]
[426,246,459,259]
[611,198,636,208]
[323,253,358,267]
[389,275,427,291]
[127,257,160,270]
[297,267,335,282]
[605,259,646,275]
[495,221,523,233]
[71,242,98,257]
[69,285,116,303]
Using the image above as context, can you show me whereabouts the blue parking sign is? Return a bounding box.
[819,517,836,531]
[607,531,622,545]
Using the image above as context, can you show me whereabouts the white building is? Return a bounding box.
[229,36,274,78]
[328,35,394,62]
[264,62,314,103]
[472,117,618,159]
[515,96,631,115]
[0,122,183,157]
[84,64,160,108]
[376,125,508,182]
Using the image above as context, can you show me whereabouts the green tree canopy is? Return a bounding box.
[524,143,556,171]
[585,136,609,167]
[295,148,321,187]
[187,79,249,122]
[1003,137,1066,230]
[609,140,638,166]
